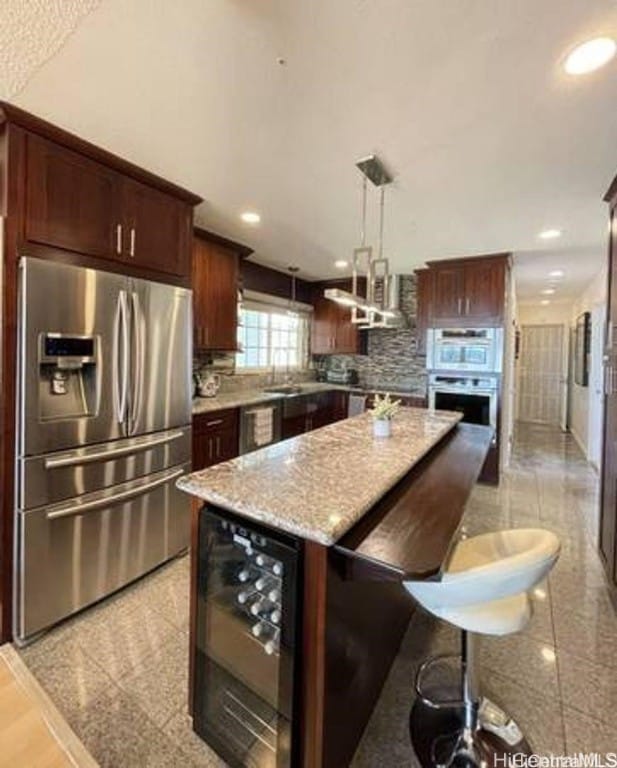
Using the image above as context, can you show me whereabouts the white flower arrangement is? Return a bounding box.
[370,393,401,421]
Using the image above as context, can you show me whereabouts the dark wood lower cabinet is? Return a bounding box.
[192,408,239,470]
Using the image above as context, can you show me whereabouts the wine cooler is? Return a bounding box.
[193,506,301,768]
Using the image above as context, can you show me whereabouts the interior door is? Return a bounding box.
[19,258,127,456]
[128,277,192,436]
[517,324,566,426]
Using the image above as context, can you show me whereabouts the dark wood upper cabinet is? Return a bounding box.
[463,258,506,322]
[431,265,464,321]
[123,179,192,277]
[25,133,120,259]
[426,254,508,327]
[414,269,432,355]
[311,281,363,355]
[192,234,240,351]
[23,131,196,280]
[311,294,338,354]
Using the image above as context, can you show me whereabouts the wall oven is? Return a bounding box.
[428,373,498,430]
[427,328,503,373]
[193,506,301,768]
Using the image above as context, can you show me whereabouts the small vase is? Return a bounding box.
[373,418,391,438]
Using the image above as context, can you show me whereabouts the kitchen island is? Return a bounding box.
[178,408,493,768]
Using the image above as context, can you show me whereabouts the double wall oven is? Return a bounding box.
[427,327,502,446]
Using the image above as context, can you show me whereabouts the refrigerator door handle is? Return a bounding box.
[43,429,185,469]
[113,291,130,425]
[45,467,185,521]
[129,291,145,435]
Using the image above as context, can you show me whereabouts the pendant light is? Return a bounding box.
[324,155,403,328]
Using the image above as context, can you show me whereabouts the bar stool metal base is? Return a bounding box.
[410,696,532,768]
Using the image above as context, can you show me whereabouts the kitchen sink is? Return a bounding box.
[263,385,304,395]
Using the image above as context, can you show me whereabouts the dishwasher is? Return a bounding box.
[239,401,282,455]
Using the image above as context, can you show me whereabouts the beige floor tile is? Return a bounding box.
[563,705,617,753]
[558,650,617,732]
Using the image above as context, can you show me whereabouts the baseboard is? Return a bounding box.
[569,426,588,459]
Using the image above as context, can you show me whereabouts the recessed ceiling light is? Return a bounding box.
[334,260,348,269]
[240,211,261,224]
[541,299,551,306]
[564,37,616,75]
[541,288,556,295]
[549,269,565,278]
[538,229,562,240]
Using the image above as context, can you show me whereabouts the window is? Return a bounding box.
[236,307,309,370]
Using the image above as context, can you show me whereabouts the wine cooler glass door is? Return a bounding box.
[194,507,300,768]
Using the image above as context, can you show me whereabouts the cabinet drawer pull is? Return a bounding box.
[116,224,122,254]
[130,228,136,257]
[206,419,223,427]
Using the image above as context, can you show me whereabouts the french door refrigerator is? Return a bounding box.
[14,257,192,643]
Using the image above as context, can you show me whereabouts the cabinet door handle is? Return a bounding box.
[457,298,462,315]
[208,438,213,461]
[129,228,136,258]
[215,436,220,456]
[116,224,123,255]
[465,298,470,315]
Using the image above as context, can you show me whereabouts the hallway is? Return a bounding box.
[16,423,616,766]
[352,422,615,764]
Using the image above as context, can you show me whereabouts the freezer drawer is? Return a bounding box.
[15,462,190,642]
[18,427,191,509]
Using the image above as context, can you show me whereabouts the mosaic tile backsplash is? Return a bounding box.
[194,274,427,397]
[315,274,427,395]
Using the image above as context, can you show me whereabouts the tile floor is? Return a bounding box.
[16,422,616,766]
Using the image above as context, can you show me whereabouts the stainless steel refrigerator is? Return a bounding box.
[14,257,192,643]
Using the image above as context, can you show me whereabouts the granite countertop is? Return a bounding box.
[192,382,426,414]
[177,408,462,545]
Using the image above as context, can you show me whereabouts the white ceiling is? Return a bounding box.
[4,0,617,303]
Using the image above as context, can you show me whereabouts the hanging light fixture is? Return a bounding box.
[287,266,300,316]
[324,155,404,329]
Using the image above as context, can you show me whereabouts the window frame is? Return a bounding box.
[235,302,310,373]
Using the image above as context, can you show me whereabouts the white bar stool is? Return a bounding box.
[405,528,560,768]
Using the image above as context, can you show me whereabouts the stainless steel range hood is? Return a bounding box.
[370,274,406,329]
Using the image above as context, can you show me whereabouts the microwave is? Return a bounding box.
[427,328,503,373]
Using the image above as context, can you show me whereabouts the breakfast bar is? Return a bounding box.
[178,408,493,768]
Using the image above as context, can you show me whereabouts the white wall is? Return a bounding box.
[568,266,607,459]
[517,302,573,325]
